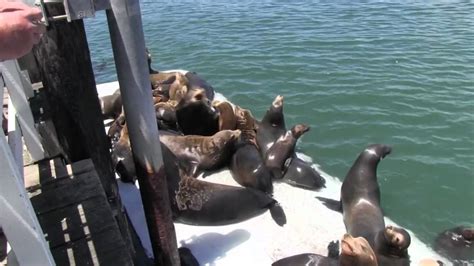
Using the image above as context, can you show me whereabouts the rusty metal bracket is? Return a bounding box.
[34,0,110,26]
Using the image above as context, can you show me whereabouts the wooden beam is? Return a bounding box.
[31,3,133,257]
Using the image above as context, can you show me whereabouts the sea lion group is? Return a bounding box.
[99,52,467,265]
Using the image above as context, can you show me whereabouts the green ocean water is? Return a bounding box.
[85,0,474,250]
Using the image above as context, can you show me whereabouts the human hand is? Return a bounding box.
[0,1,46,60]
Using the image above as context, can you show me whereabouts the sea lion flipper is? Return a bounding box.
[327,240,340,258]
[316,197,342,213]
[269,201,287,226]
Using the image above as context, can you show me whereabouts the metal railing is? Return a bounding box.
[0,60,54,265]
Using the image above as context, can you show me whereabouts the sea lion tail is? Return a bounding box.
[269,201,287,226]
[316,197,342,213]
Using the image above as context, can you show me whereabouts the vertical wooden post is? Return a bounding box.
[106,0,180,264]
[31,3,133,257]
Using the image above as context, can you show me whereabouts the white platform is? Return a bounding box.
[97,81,450,266]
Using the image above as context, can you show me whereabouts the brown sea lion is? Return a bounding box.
[160,129,241,177]
[175,88,219,136]
[169,72,189,102]
[229,107,273,194]
[272,234,378,266]
[434,225,473,263]
[265,124,310,179]
[150,72,178,89]
[213,100,237,130]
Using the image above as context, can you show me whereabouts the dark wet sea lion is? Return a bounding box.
[230,107,273,194]
[282,157,326,190]
[185,71,215,101]
[339,144,410,265]
[265,124,310,179]
[434,225,473,263]
[100,89,122,120]
[213,100,237,130]
[145,47,159,74]
[107,112,126,143]
[374,225,411,266]
[175,88,219,136]
[160,129,241,176]
[256,95,286,156]
[272,234,378,266]
[340,144,392,245]
[154,101,178,131]
[171,174,285,226]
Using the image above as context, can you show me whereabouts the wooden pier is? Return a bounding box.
[24,158,133,265]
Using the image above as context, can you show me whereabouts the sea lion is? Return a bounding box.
[168,72,189,102]
[111,129,287,226]
[272,234,378,266]
[256,95,286,156]
[375,225,411,266]
[154,101,179,131]
[150,72,178,89]
[99,89,122,120]
[213,100,237,130]
[229,107,273,194]
[185,71,215,101]
[265,124,310,179]
[434,225,473,263]
[107,112,126,143]
[175,88,219,136]
[171,172,286,226]
[111,124,136,183]
[319,144,411,265]
[160,129,241,177]
[341,144,392,244]
[145,47,158,74]
[282,157,326,190]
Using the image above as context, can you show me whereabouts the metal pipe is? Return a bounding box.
[105,1,180,265]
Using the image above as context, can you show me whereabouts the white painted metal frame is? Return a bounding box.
[1,60,45,162]
[0,62,55,265]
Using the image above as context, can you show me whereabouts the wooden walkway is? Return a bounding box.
[24,158,133,265]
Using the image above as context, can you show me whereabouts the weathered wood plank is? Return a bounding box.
[29,172,103,215]
[37,197,117,249]
[50,228,132,266]
[24,158,94,189]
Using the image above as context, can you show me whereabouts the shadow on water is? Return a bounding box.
[180,229,251,265]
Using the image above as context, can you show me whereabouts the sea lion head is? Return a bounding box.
[364,144,392,161]
[211,129,241,150]
[461,227,474,241]
[383,225,411,254]
[290,124,310,139]
[340,234,378,266]
[272,95,284,109]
